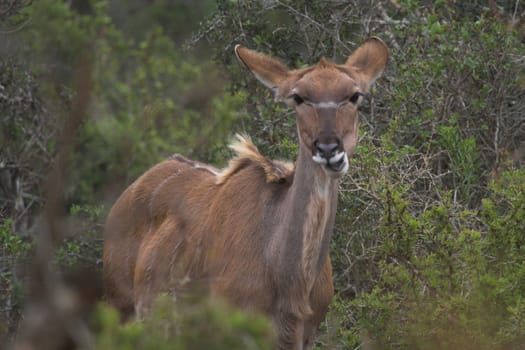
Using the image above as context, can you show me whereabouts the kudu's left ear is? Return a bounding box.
[235,45,290,93]
[345,37,389,90]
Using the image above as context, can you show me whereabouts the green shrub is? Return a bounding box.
[329,163,525,349]
[0,219,31,342]
[93,295,275,350]
[7,0,245,205]
[0,219,32,256]
[53,204,106,268]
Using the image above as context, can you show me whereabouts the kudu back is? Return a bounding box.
[103,38,388,350]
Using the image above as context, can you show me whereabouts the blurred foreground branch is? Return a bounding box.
[12,54,102,350]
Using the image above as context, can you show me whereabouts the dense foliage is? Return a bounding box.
[1,0,524,349]
[94,295,275,349]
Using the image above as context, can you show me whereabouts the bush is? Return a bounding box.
[0,58,55,232]
[93,295,275,350]
[0,218,32,342]
[332,166,525,350]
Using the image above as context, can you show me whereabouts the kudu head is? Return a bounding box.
[235,38,388,178]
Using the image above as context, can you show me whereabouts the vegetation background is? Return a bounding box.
[1,0,525,349]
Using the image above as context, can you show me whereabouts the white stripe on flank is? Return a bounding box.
[193,163,220,176]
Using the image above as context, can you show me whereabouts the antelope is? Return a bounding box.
[103,37,388,350]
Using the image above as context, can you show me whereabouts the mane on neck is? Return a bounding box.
[216,134,294,185]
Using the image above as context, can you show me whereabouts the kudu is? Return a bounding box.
[103,38,388,349]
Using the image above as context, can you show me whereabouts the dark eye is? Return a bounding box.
[291,94,304,105]
[349,92,362,104]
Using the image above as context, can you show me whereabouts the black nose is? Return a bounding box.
[315,142,339,159]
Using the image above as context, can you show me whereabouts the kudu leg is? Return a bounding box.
[303,258,334,349]
[275,313,306,350]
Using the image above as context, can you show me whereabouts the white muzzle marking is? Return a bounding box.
[312,151,349,177]
[312,154,328,165]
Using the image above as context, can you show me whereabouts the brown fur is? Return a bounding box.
[103,38,388,350]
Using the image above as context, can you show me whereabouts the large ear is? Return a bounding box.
[235,45,290,93]
[345,37,388,89]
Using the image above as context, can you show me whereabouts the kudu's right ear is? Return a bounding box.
[345,37,389,90]
[235,45,290,93]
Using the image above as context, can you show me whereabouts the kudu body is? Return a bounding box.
[103,38,388,349]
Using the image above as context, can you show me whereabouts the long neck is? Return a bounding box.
[270,143,339,292]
